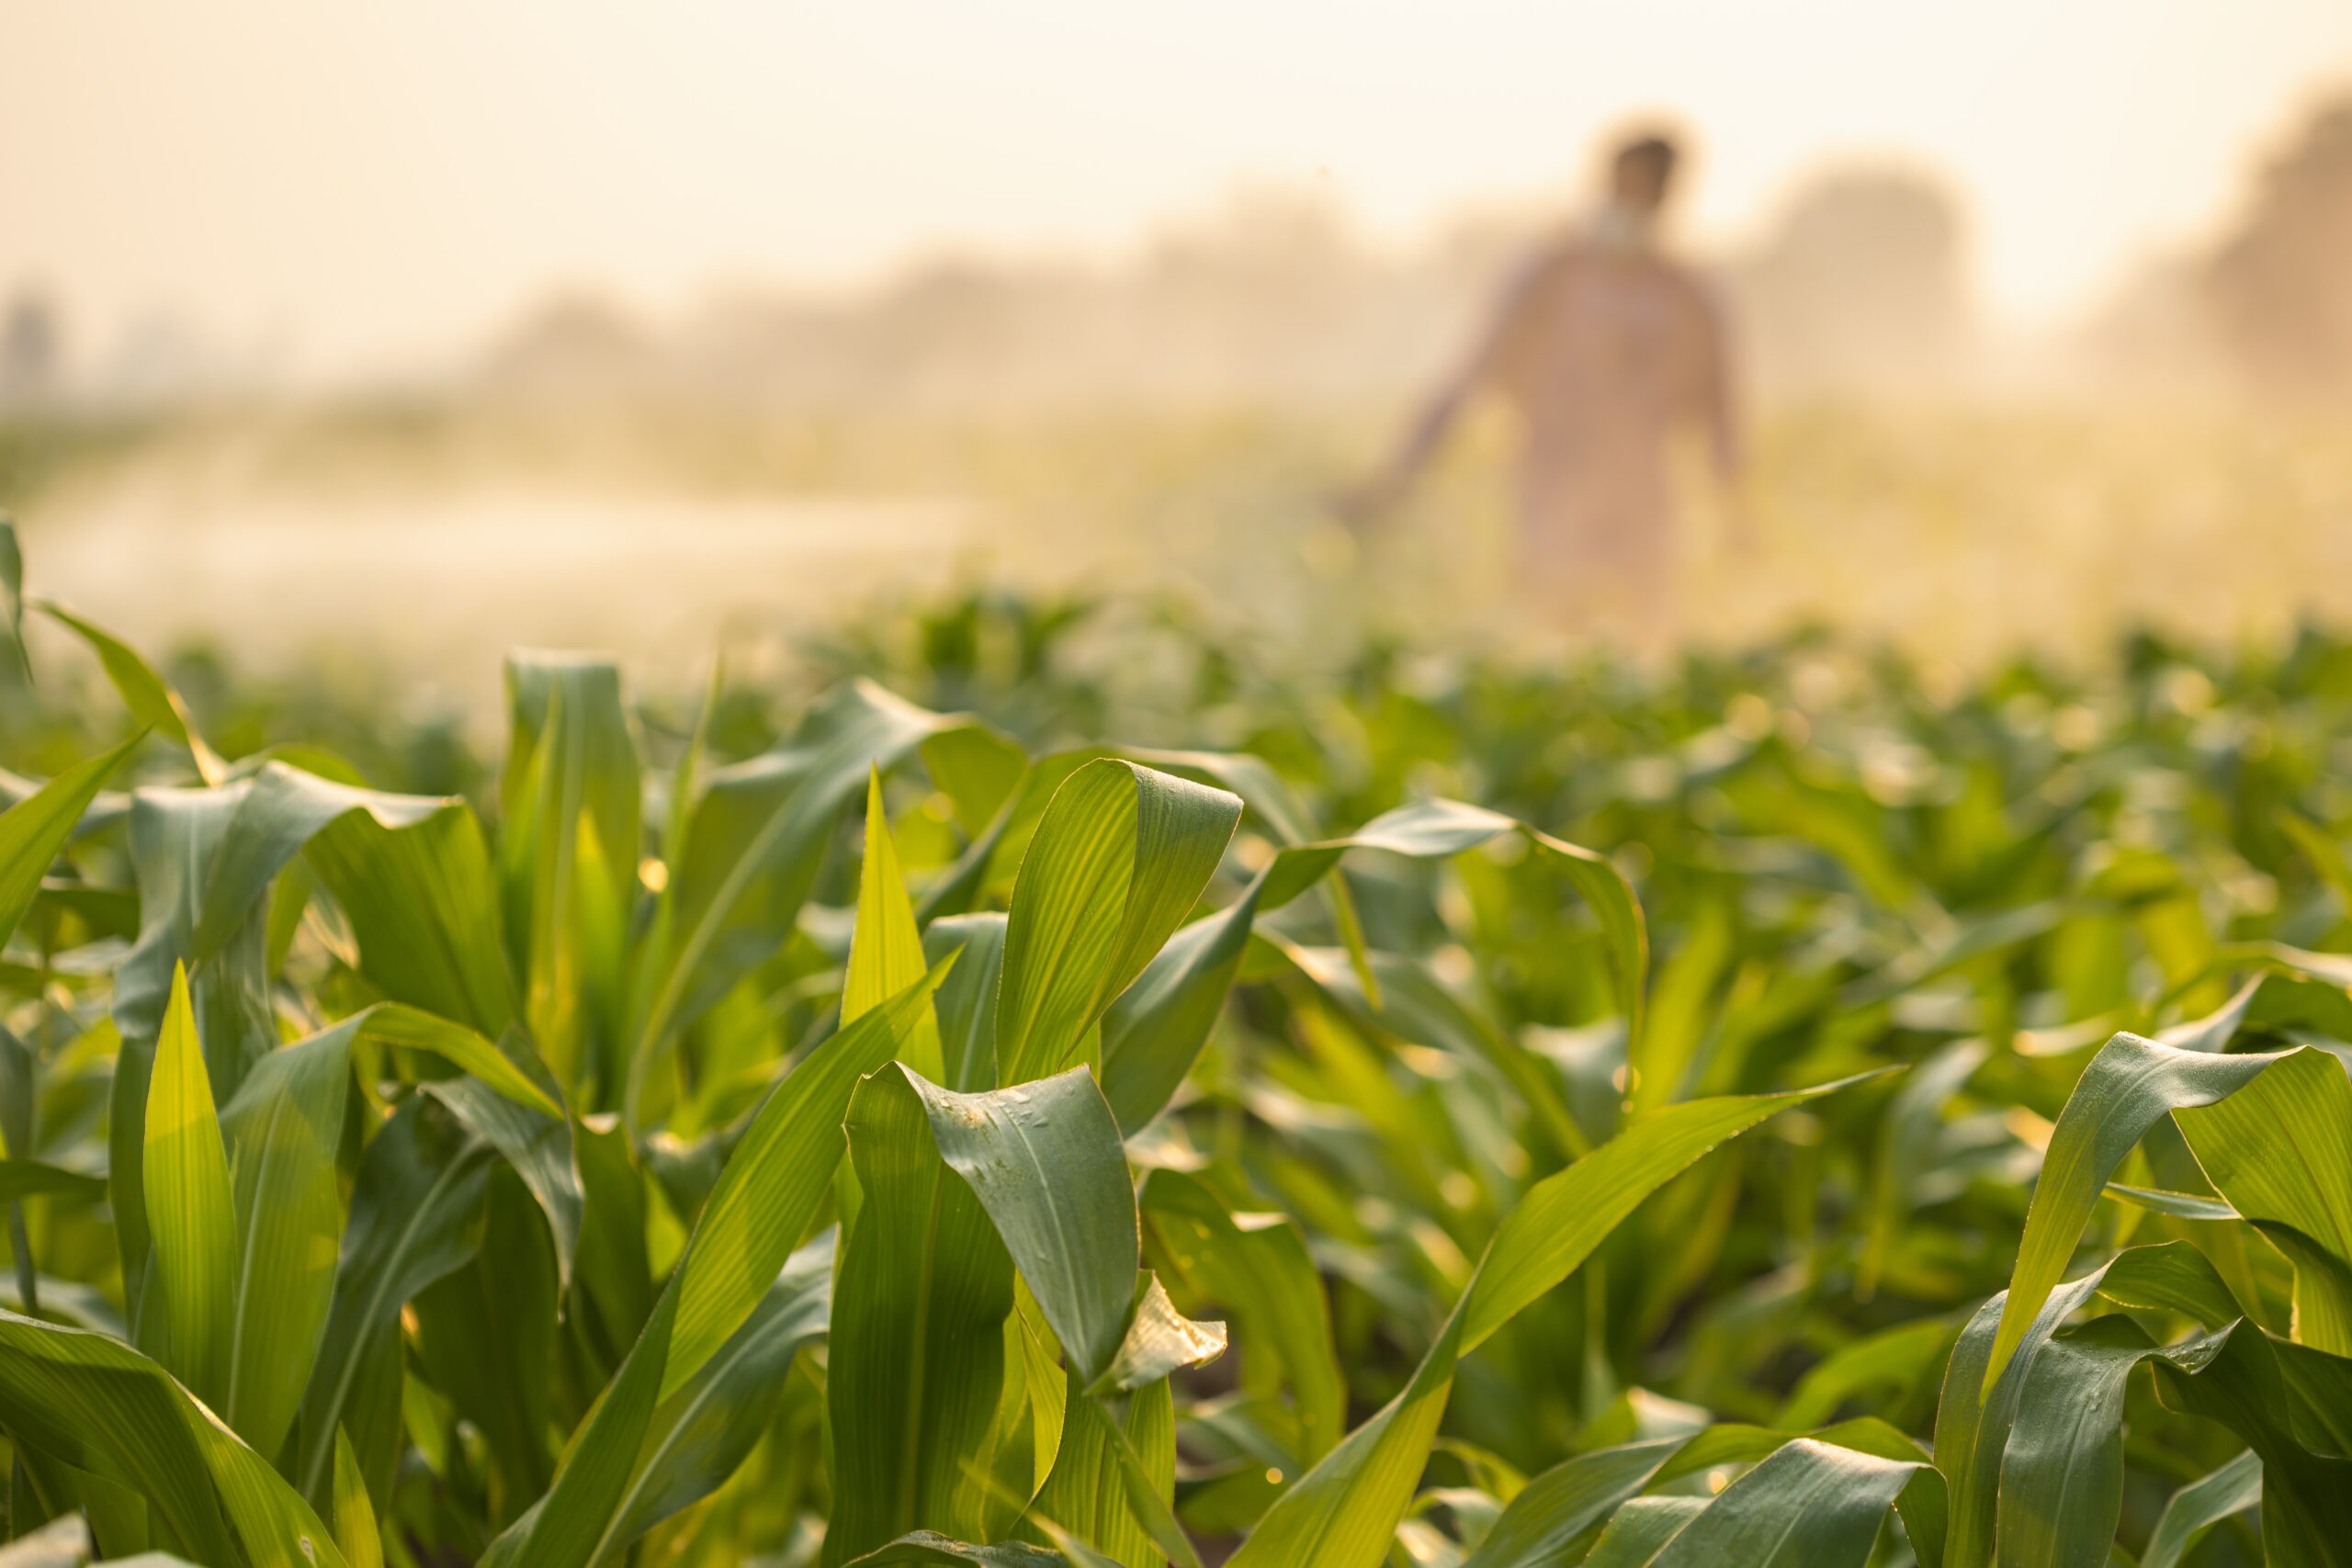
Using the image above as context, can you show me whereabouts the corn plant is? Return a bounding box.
[0,525,2346,1566]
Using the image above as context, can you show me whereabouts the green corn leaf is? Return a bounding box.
[490,1280,683,1568]
[303,793,516,1037]
[0,733,140,953]
[409,1171,560,1525]
[2171,1047,2352,1353]
[214,998,575,1487]
[1860,1036,1988,1299]
[843,1537,1069,1567]
[1648,1438,1934,1568]
[142,964,236,1415]
[1227,1073,1873,1568]
[0,1310,346,1567]
[501,652,641,1106]
[1582,1497,1709,1566]
[1807,1417,1951,1563]
[1936,1243,2220,1568]
[994,759,1241,1087]
[1463,1072,1890,1354]
[0,1010,47,1318]
[568,1112,656,1373]
[422,1073,581,1281]
[1457,1436,1685,1568]
[331,1427,382,1568]
[2139,1449,2260,1568]
[920,726,1031,840]
[847,767,942,1078]
[481,960,953,1568]
[824,1065,1022,1562]
[922,748,1107,919]
[187,762,455,963]
[1139,1168,1341,1464]
[112,786,281,1313]
[1014,1290,1070,1508]
[1942,1239,2343,1568]
[665,955,956,1398]
[1098,877,1259,1134]
[908,1065,1138,1387]
[2100,1182,2239,1222]
[1257,798,1647,1055]
[1777,1313,1963,1429]
[1995,1314,2230,1568]
[605,1233,833,1552]
[33,601,225,785]
[1028,1378,1174,1566]
[119,763,518,1229]
[1936,1276,2112,1568]
[352,1005,563,1121]
[2149,1320,2352,1566]
[2155,973,2267,1054]
[1278,942,1593,1166]
[626,655,719,1088]
[1981,1033,2296,1397]
[0,1159,107,1204]
[926,913,1009,1091]
[1115,741,1374,1037]
[2267,1337,2352,1459]
[872,1062,1216,1564]
[0,513,24,680]
[628,681,992,1125]
[215,1024,350,1461]
[296,1095,497,1506]
[2091,1239,2250,1332]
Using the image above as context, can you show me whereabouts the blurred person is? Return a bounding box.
[1343,129,1748,638]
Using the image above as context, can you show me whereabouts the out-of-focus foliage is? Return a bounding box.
[1,526,2349,1565]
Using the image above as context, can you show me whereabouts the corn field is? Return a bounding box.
[0,527,2347,1568]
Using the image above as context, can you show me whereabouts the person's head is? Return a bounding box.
[1608,131,1681,215]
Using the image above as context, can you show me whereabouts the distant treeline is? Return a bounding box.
[477,170,1983,414]
[477,88,2352,413]
[7,89,2348,416]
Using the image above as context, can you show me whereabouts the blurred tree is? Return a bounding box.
[482,294,662,403]
[1733,166,1973,399]
[0,292,64,410]
[2204,92,2352,396]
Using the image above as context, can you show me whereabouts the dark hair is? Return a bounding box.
[1613,133,1680,180]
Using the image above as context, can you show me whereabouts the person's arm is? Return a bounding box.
[1340,254,1546,520]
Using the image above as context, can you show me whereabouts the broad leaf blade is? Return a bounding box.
[1982,1033,2290,1396]
[34,601,225,784]
[1649,1438,1928,1568]
[994,760,1240,1087]
[909,1066,1138,1387]
[0,733,140,953]
[847,768,942,1078]
[824,1068,1020,1562]
[2172,1047,2352,1354]
[218,1025,351,1461]
[1228,1075,1868,1567]
[2140,1450,2261,1568]
[0,1310,345,1568]
[142,964,236,1415]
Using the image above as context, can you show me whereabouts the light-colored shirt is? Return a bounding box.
[1451,228,1738,576]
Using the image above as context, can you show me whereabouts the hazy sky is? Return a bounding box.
[6,0,2350,378]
